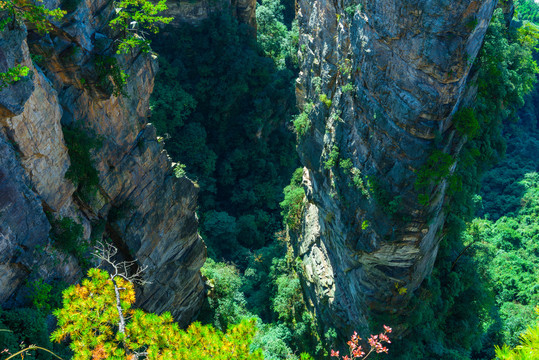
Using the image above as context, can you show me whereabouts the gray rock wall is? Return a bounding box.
[164,0,257,29]
[0,0,205,326]
[294,0,498,335]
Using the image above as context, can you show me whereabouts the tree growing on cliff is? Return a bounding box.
[0,0,65,33]
[0,0,65,89]
[51,243,263,360]
[109,0,172,54]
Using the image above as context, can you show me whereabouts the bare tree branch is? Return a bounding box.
[93,241,149,334]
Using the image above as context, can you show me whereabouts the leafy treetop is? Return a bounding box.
[51,267,263,360]
[109,0,172,54]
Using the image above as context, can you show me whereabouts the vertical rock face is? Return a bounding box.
[294,0,497,334]
[0,0,205,326]
[164,0,257,29]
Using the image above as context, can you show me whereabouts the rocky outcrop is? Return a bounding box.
[164,0,257,29]
[294,0,498,335]
[0,0,205,326]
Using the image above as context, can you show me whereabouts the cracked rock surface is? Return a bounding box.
[294,0,498,335]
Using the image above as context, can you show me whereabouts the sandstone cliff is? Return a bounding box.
[294,0,499,335]
[0,0,206,326]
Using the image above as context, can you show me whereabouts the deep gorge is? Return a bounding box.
[1,0,538,359]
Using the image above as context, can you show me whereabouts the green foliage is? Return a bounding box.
[94,55,128,97]
[151,13,298,262]
[312,77,322,93]
[51,268,263,359]
[324,145,339,170]
[476,9,539,122]
[0,0,65,33]
[414,150,455,205]
[471,173,539,350]
[27,279,52,314]
[466,18,478,31]
[0,308,55,360]
[172,162,187,178]
[454,107,480,138]
[202,211,240,259]
[49,216,87,264]
[63,127,101,203]
[349,167,369,197]
[280,168,305,232]
[339,158,353,173]
[515,0,539,23]
[494,307,539,360]
[344,4,362,17]
[247,243,321,359]
[368,177,401,216]
[341,83,355,93]
[0,63,30,90]
[200,241,319,360]
[108,0,172,54]
[251,323,295,360]
[272,272,302,322]
[0,0,61,93]
[200,258,250,330]
[256,0,299,69]
[293,102,313,137]
[319,93,332,108]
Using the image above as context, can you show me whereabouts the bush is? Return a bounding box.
[0,308,61,360]
[48,216,88,267]
[293,103,313,137]
[280,168,305,232]
[454,107,479,138]
[63,127,101,203]
[200,259,250,330]
[324,145,340,170]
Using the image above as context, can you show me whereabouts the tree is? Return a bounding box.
[495,307,539,360]
[0,0,65,33]
[51,243,264,360]
[109,0,172,54]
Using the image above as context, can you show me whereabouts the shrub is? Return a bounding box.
[414,150,455,205]
[350,167,369,197]
[108,0,172,54]
[339,158,353,173]
[94,55,128,97]
[0,308,59,360]
[63,127,101,203]
[280,168,305,232]
[0,64,30,90]
[342,83,355,93]
[48,216,86,265]
[454,107,479,138]
[494,307,539,359]
[293,103,313,137]
[200,258,250,330]
[331,326,392,359]
[324,145,340,170]
[319,94,332,108]
[27,279,52,314]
